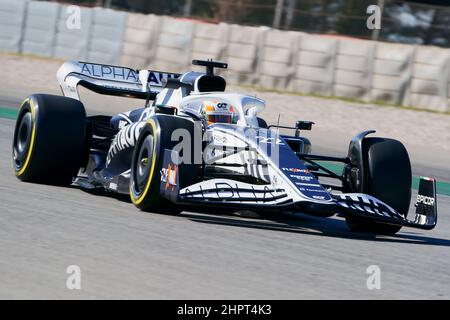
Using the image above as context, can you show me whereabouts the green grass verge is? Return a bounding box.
[0,107,18,120]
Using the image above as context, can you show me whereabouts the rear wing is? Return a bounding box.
[56,61,181,101]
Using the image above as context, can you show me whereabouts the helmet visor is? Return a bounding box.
[207,114,232,124]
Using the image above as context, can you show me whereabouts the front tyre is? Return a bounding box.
[345,137,412,235]
[12,94,86,184]
[129,115,201,213]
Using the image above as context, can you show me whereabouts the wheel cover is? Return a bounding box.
[13,111,33,171]
[133,134,154,195]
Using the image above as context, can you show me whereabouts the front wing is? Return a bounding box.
[163,170,437,230]
[332,177,437,230]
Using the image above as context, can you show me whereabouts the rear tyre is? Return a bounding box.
[12,94,86,184]
[129,115,201,213]
[345,137,412,235]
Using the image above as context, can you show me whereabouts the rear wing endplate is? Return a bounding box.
[56,61,181,101]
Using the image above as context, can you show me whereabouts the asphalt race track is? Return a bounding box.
[0,99,449,298]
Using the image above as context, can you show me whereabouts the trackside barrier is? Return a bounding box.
[372,42,415,106]
[2,0,450,112]
[410,46,450,112]
[21,1,59,56]
[151,16,194,73]
[0,0,27,53]
[86,8,127,64]
[333,38,376,101]
[191,22,230,71]
[3,1,126,65]
[293,34,337,96]
[258,30,302,91]
[224,24,267,85]
[54,4,93,60]
[120,13,160,69]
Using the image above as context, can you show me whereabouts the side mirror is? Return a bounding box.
[295,121,314,137]
[296,121,314,131]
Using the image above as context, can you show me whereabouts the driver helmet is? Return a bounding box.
[201,100,236,125]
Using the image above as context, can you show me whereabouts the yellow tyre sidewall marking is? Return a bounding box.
[130,119,158,205]
[15,98,36,177]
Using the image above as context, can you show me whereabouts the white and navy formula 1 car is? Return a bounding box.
[12,59,437,235]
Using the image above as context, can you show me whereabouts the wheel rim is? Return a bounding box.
[133,134,154,194]
[13,111,32,169]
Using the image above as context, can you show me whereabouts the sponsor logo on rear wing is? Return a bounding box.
[56,61,180,101]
